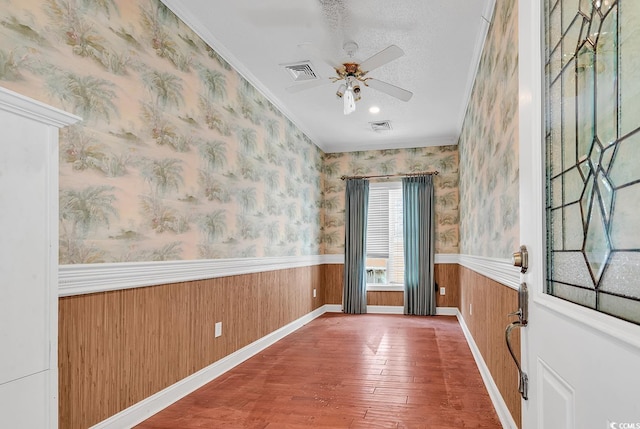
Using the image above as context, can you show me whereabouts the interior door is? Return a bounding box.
[519,1,640,428]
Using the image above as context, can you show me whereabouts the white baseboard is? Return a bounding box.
[324,304,342,313]
[90,305,328,429]
[456,310,518,429]
[436,307,458,316]
[367,305,404,314]
[305,304,458,316]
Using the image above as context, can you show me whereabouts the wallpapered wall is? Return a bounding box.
[323,146,460,255]
[458,0,519,258]
[0,0,324,263]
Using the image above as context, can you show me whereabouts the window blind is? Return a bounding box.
[366,186,389,258]
[366,182,402,259]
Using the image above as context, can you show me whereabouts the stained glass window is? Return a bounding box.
[545,0,640,324]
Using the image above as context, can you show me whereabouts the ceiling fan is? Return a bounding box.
[286,42,413,115]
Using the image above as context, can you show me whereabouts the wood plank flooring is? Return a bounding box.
[137,314,501,428]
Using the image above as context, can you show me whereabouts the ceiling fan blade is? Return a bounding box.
[285,78,332,93]
[359,45,405,74]
[298,43,343,70]
[365,78,413,102]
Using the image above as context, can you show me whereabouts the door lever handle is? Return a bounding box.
[508,309,522,318]
[505,281,529,400]
[506,321,528,400]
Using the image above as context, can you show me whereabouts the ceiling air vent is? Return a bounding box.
[282,61,318,82]
[370,120,392,132]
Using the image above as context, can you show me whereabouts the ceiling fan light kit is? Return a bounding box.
[287,42,413,115]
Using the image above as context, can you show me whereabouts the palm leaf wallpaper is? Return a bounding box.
[322,147,460,255]
[458,0,519,258]
[1,0,461,263]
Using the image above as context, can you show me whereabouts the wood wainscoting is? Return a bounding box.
[459,266,521,428]
[58,266,323,429]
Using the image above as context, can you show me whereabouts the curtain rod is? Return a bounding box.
[340,171,439,181]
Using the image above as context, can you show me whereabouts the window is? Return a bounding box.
[366,182,404,289]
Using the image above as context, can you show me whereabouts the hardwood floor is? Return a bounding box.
[137,314,501,428]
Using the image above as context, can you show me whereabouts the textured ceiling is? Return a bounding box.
[162,0,495,153]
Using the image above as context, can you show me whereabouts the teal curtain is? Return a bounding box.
[343,179,369,314]
[403,175,436,316]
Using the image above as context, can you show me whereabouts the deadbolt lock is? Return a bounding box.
[512,245,528,274]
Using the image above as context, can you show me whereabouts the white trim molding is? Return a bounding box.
[458,254,520,290]
[367,305,404,314]
[456,310,519,429]
[0,86,81,127]
[59,255,336,297]
[59,254,461,296]
[436,307,458,316]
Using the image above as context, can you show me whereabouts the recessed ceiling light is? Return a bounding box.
[369,106,380,114]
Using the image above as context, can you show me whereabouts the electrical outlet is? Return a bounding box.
[313,288,317,298]
[469,303,473,315]
[439,287,445,296]
[215,322,222,338]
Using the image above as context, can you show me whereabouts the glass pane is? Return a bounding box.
[549,81,563,176]
[584,193,611,283]
[564,166,584,204]
[610,184,640,249]
[576,45,595,160]
[553,282,597,308]
[550,208,563,250]
[550,3,563,50]
[589,139,602,171]
[580,173,594,228]
[551,175,563,208]
[562,15,583,66]
[598,0,617,15]
[564,202,583,250]
[595,6,618,146]
[600,252,640,299]
[550,43,563,83]
[579,0,592,16]
[552,251,595,288]
[596,171,613,222]
[562,0,581,34]
[562,59,578,171]
[587,9,603,47]
[601,144,615,172]
[578,158,590,179]
[598,293,640,324]
[619,1,640,136]
[609,133,640,187]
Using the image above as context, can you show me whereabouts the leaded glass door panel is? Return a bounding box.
[545,0,640,324]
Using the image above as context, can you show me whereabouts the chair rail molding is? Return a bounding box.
[458,254,520,290]
[60,255,333,296]
[59,254,462,296]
